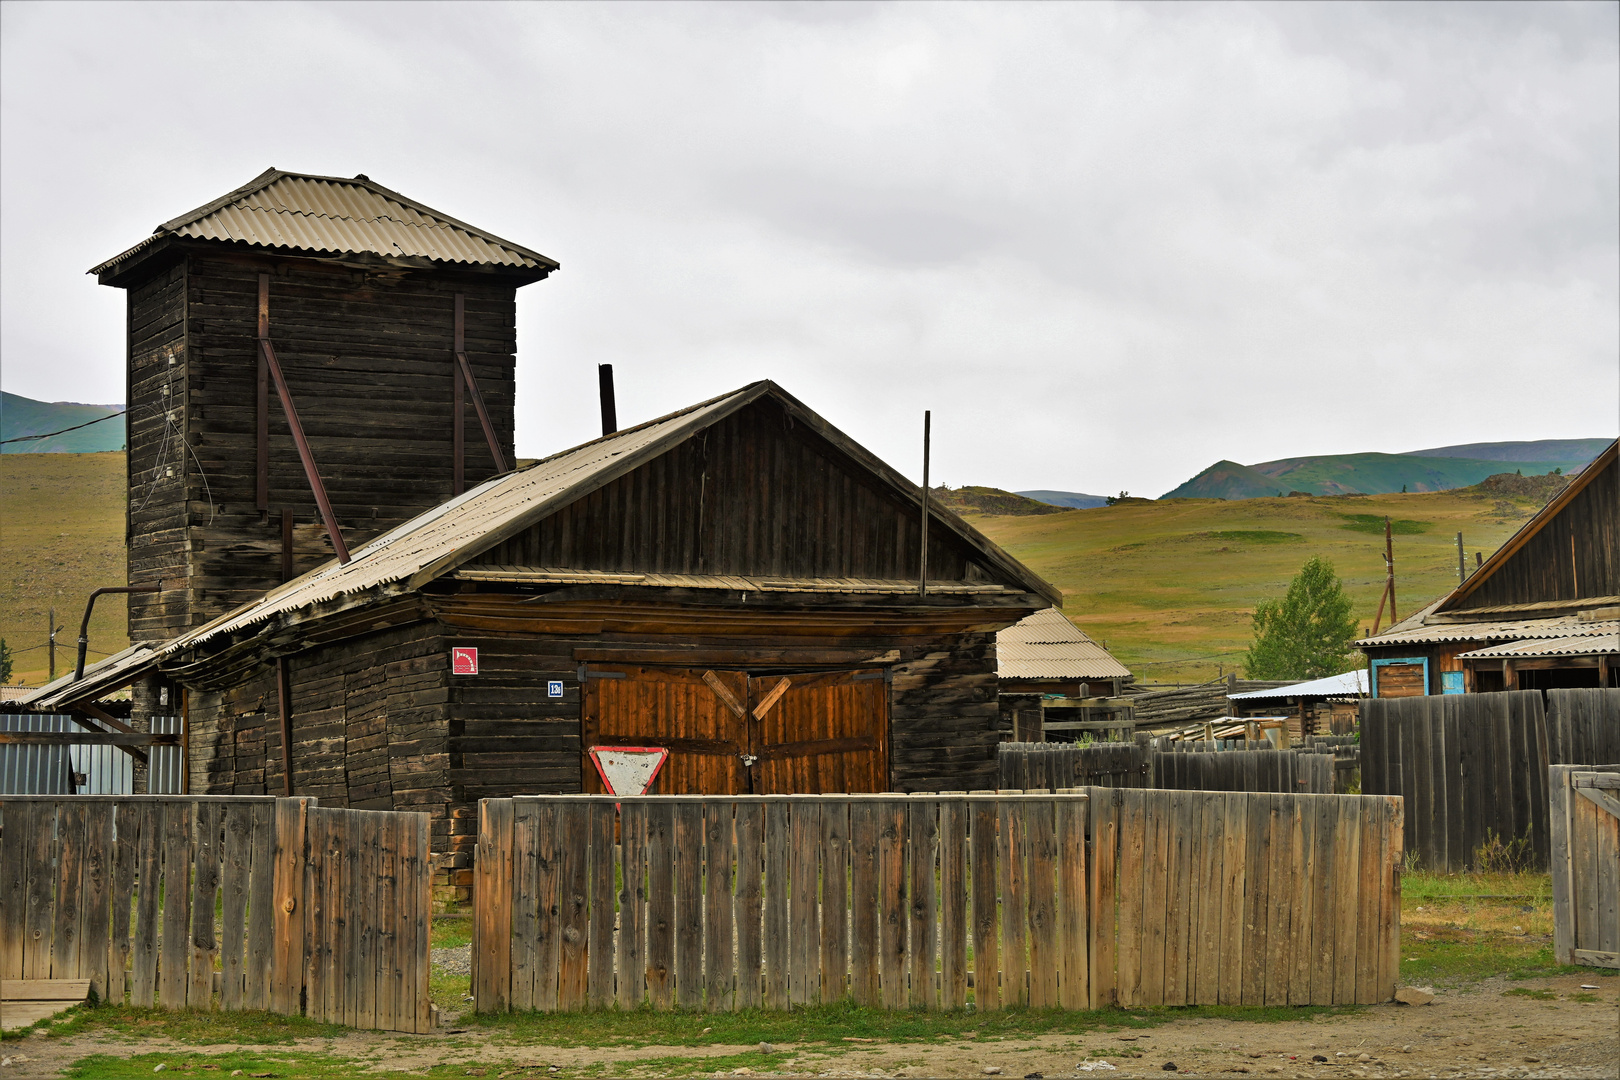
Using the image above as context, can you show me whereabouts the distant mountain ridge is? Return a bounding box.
[1162,438,1609,501]
[1,392,126,454]
[1016,489,1109,509]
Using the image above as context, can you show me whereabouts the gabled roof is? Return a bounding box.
[90,168,558,279]
[1435,438,1617,614]
[63,382,1057,689]
[996,607,1131,681]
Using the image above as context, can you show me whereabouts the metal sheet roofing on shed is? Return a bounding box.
[1456,631,1619,660]
[1228,669,1368,701]
[996,607,1132,681]
[1354,613,1617,647]
[90,168,558,278]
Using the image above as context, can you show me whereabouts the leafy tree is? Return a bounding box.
[0,638,12,683]
[1243,557,1361,680]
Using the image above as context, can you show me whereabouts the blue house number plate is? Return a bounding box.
[548,680,564,698]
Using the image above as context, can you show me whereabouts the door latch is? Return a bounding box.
[740,754,758,767]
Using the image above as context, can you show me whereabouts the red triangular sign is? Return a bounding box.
[588,746,670,796]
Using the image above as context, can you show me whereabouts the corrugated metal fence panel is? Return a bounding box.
[0,714,73,794]
[70,739,134,795]
[148,715,182,794]
[1,715,137,795]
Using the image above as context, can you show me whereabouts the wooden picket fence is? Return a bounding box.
[0,796,435,1032]
[1550,765,1620,969]
[473,789,1402,1012]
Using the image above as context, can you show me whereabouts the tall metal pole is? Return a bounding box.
[918,410,931,597]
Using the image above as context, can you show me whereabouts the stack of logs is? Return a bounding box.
[1125,678,1297,728]
[434,805,479,906]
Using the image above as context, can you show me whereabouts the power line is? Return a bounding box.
[1,409,126,444]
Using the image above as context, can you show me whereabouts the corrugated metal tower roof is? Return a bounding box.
[90,168,558,276]
[997,607,1132,681]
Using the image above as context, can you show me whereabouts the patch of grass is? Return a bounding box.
[1337,514,1430,535]
[42,1005,347,1045]
[463,1001,1351,1049]
[62,1052,511,1079]
[1570,992,1601,1003]
[1502,987,1557,1000]
[1397,925,1550,987]
[1403,870,1552,901]
[1203,530,1304,545]
[600,1049,794,1077]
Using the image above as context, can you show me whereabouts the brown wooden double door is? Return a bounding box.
[581,665,889,795]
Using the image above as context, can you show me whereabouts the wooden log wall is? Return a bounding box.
[188,622,452,846]
[125,248,521,641]
[126,262,192,641]
[1546,688,1620,766]
[473,789,1401,1013]
[0,795,436,1031]
[1548,765,1620,969]
[1088,789,1402,1007]
[1360,691,1551,873]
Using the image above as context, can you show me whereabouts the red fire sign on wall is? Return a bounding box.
[451,647,479,675]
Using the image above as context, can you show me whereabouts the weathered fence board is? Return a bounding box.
[0,795,434,1032]
[1546,689,1620,767]
[1361,691,1550,872]
[1550,764,1620,968]
[1000,743,1334,794]
[476,788,1400,1013]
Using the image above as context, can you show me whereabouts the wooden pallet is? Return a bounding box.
[1,979,90,1030]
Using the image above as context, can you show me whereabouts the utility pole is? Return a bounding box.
[1457,532,1466,584]
[918,410,931,597]
[1371,516,1399,636]
[48,607,57,682]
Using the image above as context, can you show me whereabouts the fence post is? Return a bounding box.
[270,796,309,1016]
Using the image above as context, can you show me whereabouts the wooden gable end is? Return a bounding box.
[467,395,1006,585]
[1450,450,1619,611]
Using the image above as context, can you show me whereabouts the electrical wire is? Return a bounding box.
[0,409,126,444]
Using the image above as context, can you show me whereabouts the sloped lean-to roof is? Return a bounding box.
[54,381,1059,695]
[89,168,559,279]
[1228,669,1368,701]
[1456,631,1619,660]
[996,607,1132,681]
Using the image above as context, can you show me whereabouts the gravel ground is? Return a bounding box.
[434,943,473,977]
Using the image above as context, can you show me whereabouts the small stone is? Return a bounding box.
[1402,1046,1413,1053]
[1358,1053,1371,1062]
[701,1027,712,1034]
[1161,1064,1178,1073]
[1395,986,1436,1005]
[1247,1052,1264,1059]
[758,1043,775,1055]
[1523,1057,1540,1064]
[1025,1073,1044,1079]
[1312,1056,1328,1063]
[982,1070,1001,1076]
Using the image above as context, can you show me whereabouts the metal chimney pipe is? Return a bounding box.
[76,583,160,681]
[599,364,618,436]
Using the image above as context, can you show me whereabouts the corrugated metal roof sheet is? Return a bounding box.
[1456,631,1619,659]
[14,644,157,710]
[1355,614,1615,647]
[1229,669,1368,701]
[997,608,1132,681]
[90,168,557,275]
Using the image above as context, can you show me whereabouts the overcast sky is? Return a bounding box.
[3,1,1616,497]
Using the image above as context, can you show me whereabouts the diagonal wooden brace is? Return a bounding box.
[452,293,509,496]
[258,274,350,564]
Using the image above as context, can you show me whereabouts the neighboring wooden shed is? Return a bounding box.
[995,608,1134,741]
[57,381,1056,850]
[1358,439,1619,695]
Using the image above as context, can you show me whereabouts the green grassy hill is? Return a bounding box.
[2,391,126,454]
[1,453,129,685]
[966,486,1546,682]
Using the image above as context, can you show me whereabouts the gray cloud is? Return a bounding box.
[2,0,1614,498]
